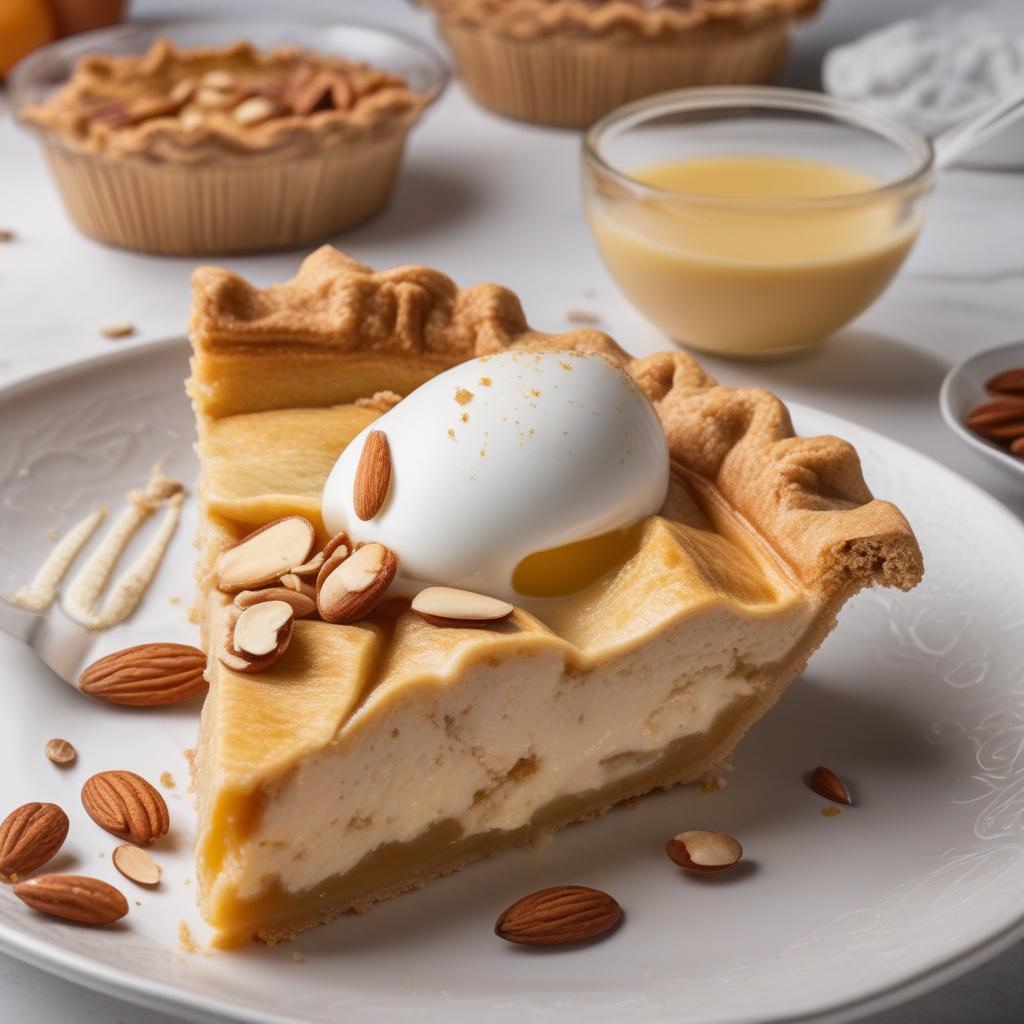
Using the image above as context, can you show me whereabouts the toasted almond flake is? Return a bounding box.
[168,77,196,105]
[234,600,293,656]
[233,96,279,126]
[317,543,397,624]
[235,586,316,618]
[99,321,135,339]
[113,844,161,886]
[179,106,205,130]
[353,430,392,521]
[279,573,317,601]
[411,587,514,627]
[200,69,236,91]
[215,516,316,592]
[289,551,325,577]
[665,830,742,872]
[45,738,77,766]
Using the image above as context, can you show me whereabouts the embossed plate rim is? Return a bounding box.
[2,338,1024,1024]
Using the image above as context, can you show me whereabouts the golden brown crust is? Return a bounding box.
[23,40,429,163]
[190,245,922,603]
[423,0,822,41]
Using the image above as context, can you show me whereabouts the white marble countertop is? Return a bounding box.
[1,0,1023,1020]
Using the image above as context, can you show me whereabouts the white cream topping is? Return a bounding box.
[321,351,669,601]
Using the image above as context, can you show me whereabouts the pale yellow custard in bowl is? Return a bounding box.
[584,87,934,357]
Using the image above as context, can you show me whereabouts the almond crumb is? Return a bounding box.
[0,229,14,243]
[290,951,304,962]
[178,921,199,953]
[44,737,76,766]
[566,308,601,325]
[160,771,175,789]
[822,805,842,817]
[100,321,136,339]
[45,527,59,541]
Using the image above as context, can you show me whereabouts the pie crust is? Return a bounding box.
[20,41,433,255]
[189,247,922,945]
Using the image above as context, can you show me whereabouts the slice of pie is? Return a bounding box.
[188,246,922,947]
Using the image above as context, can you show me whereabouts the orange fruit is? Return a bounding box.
[0,0,56,78]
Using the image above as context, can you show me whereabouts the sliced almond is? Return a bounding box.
[331,75,355,111]
[200,69,236,91]
[665,830,743,873]
[279,573,317,601]
[219,601,294,674]
[290,72,334,115]
[411,587,514,628]
[235,587,316,619]
[317,543,397,624]
[289,550,326,578]
[179,106,205,130]
[99,321,135,339]
[168,77,196,105]
[807,766,853,806]
[214,516,316,593]
[233,96,280,126]
[353,430,392,521]
[112,844,161,886]
[44,738,77,766]
[314,533,352,590]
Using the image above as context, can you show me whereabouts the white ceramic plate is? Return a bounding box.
[940,339,1024,486]
[2,340,1024,1024]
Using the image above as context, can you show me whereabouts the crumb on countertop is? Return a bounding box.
[160,771,175,789]
[822,805,843,817]
[566,308,602,325]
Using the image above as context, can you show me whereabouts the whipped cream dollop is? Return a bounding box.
[322,351,669,601]
[824,9,1024,136]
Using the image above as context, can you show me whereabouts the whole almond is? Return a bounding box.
[112,844,161,886]
[808,766,853,806]
[79,643,207,706]
[317,543,398,624]
[214,516,316,593]
[411,587,514,628]
[14,874,128,925]
[1011,436,1024,458]
[665,830,743,873]
[353,430,392,521]
[81,771,169,846]
[986,368,1024,397]
[45,738,77,766]
[495,885,621,946]
[0,803,69,881]
[966,399,1024,441]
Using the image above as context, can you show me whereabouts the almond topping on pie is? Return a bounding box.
[317,543,398,623]
[214,515,316,593]
[220,601,295,674]
[353,430,392,521]
[234,586,317,619]
[411,587,514,627]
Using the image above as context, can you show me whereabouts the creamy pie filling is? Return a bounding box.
[193,399,817,944]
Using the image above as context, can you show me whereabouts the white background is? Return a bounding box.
[2,0,1023,1020]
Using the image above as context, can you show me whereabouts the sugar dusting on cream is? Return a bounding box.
[9,464,186,630]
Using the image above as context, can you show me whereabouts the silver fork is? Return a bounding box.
[0,600,98,687]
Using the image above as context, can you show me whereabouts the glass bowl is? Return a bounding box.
[583,87,935,357]
[8,19,449,256]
